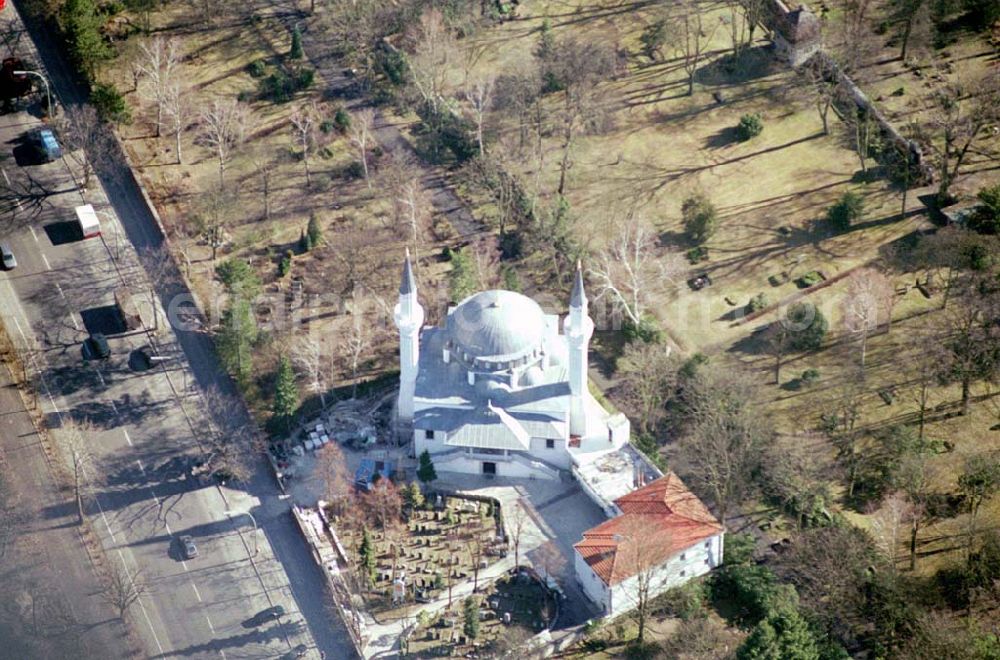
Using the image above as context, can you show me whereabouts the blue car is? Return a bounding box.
[29,127,61,162]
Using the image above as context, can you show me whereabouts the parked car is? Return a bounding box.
[0,243,16,270]
[245,605,285,627]
[27,127,61,162]
[83,333,110,360]
[179,535,198,559]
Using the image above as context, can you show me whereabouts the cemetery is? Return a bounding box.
[333,492,507,617]
[405,567,558,658]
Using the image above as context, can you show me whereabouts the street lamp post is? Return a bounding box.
[13,70,53,119]
[224,510,259,556]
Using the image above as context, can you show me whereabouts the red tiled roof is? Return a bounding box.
[574,473,723,586]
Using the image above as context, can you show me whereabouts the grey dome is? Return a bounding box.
[447,290,545,366]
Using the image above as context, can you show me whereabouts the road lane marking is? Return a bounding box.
[115,548,166,656]
[10,313,171,658]
[12,316,27,343]
[41,253,51,270]
[122,427,132,446]
[191,582,203,602]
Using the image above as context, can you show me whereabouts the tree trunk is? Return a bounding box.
[557,127,573,197]
[961,377,971,416]
[909,518,919,570]
[175,128,183,165]
[774,351,782,384]
[900,18,913,61]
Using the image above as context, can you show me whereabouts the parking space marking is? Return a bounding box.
[69,314,79,330]
[136,459,146,475]
[29,225,37,242]
[41,253,51,270]
[122,427,132,446]
[95,370,105,387]
[191,582,203,602]
[55,282,66,299]
[205,614,216,634]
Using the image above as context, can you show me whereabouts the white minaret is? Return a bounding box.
[564,261,593,437]
[394,249,424,425]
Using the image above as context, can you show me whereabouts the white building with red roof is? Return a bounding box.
[573,473,725,618]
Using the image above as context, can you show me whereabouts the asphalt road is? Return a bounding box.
[2,1,356,658]
[0,358,130,659]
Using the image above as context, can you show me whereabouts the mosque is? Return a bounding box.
[392,252,661,515]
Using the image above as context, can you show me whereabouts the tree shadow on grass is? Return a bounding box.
[705,126,741,149]
[694,47,784,89]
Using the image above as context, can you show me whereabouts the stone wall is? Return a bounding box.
[757,0,934,183]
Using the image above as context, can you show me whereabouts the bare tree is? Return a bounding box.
[666,0,722,96]
[469,529,487,593]
[406,7,458,114]
[59,105,115,189]
[893,450,939,570]
[289,101,320,186]
[197,98,253,189]
[315,443,352,512]
[200,384,258,483]
[461,75,494,157]
[826,376,865,499]
[249,144,279,221]
[676,367,770,526]
[292,331,330,408]
[506,504,530,568]
[101,562,149,620]
[841,268,894,373]
[617,516,672,643]
[138,244,180,331]
[348,108,375,188]
[137,36,181,138]
[616,340,679,434]
[56,418,96,524]
[340,306,374,399]
[540,36,620,196]
[762,320,792,384]
[869,491,914,573]
[590,220,684,327]
[162,82,188,165]
[316,0,391,79]
[194,184,239,261]
[922,73,1000,203]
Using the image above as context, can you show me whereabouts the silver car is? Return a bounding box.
[179,535,198,559]
[0,243,16,270]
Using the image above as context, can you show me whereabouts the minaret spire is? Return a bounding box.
[564,261,594,438]
[571,260,586,308]
[400,247,416,295]
[395,250,424,431]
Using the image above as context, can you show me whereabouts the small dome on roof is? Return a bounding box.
[447,290,546,367]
